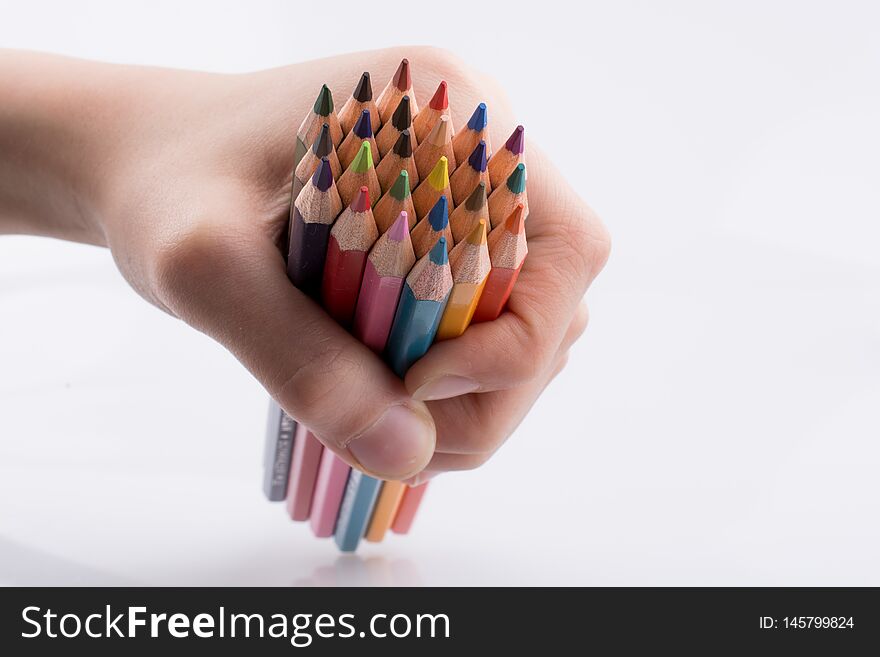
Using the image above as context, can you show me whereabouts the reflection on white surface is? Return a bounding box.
[1,0,880,585]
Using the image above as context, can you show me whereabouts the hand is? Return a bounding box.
[0,48,610,482]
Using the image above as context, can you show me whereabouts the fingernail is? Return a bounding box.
[347,404,435,479]
[412,375,480,401]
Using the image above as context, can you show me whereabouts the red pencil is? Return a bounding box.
[321,186,379,326]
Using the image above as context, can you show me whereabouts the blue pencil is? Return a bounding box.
[334,469,382,552]
[385,237,454,377]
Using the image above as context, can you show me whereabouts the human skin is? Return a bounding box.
[0,47,610,483]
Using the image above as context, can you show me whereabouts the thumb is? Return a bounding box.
[151,211,435,480]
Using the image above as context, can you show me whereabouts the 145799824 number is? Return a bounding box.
[783,617,854,629]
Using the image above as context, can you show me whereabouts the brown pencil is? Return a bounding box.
[376,58,419,125]
[412,80,453,143]
[337,109,379,171]
[412,155,454,220]
[338,141,382,209]
[293,123,342,203]
[449,181,489,244]
[375,129,418,194]
[488,162,528,228]
[414,115,456,181]
[373,169,416,233]
[376,95,416,157]
[452,102,492,164]
[487,125,525,190]
[337,72,381,137]
[449,140,490,205]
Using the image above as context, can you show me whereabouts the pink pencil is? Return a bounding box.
[309,449,352,537]
[285,425,324,521]
[308,212,416,538]
[353,212,417,351]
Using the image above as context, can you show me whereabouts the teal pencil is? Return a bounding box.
[385,237,453,377]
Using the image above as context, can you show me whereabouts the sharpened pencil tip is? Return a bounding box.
[353,109,373,138]
[465,181,488,211]
[505,203,526,234]
[393,130,413,158]
[429,81,449,111]
[394,59,411,91]
[427,156,450,190]
[427,196,449,231]
[465,219,488,245]
[354,72,372,102]
[350,141,374,173]
[392,96,412,131]
[468,140,488,172]
[427,115,452,146]
[506,125,525,155]
[313,123,332,157]
[313,157,334,191]
[352,186,371,212]
[390,169,411,200]
[314,84,334,115]
[389,212,409,240]
[429,237,449,265]
[467,103,488,131]
[506,163,526,193]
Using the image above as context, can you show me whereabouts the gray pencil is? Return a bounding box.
[262,399,297,501]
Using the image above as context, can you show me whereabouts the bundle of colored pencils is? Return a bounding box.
[263,60,529,552]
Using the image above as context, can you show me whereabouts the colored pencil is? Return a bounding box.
[353,212,416,353]
[473,203,527,323]
[487,124,525,190]
[296,85,343,168]
[412,155,453,220]
[376,95,416,158]
[488,162,528,229]
[414,115,456,181]
[411,195,454,258]
[263,400,297,501]
[376,129,418,194]
[338,72,380,137]
[449,139,490,205]
[293,122,342,204]
[385,237,453,376]
[376,58,419,125]
[338,109,379,171]
[373,169,416,233]
[321,186,379,327]
[436,220,490,340]
[365,480,406,543]
[286,424,324,521]
[413,80,453,143]
[309,449,351,538]
[338,140,382,209]
[287,158,343,295]
[391,482,429,534]
[334,469,382,552]
[449,180,490,244]
[452,102,492,164]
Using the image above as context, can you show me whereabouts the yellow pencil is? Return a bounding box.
[435,219,490,340]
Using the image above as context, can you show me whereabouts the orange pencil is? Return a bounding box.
[412,80,453,143]
[337,72,381,137]
[472,204,527,323]
[487,125,525,189]
[488,162,528,228]
[414,115,456,181]
[373,169,416,233]
[452,102,492,164]
[449,181,489,244]
[338,141,382,209]
[435,220,491,340]
[376,58,419,125]
[449,140,490,205]
[293,123,342,203]
[375,129,418,193]
[338,109,379,171]
[412,155,453,220]
[376,95,416,157]
[410,195,453,258]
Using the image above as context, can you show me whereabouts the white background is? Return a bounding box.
[1,0,878,585]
